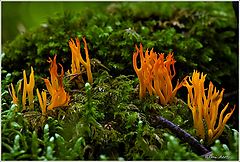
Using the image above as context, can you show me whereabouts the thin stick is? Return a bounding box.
[151,115,210,155]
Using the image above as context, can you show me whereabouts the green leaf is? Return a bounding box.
[13,134,20,152]
[72,137,85,159]
[11,122,22,129]
[31,131,40,158]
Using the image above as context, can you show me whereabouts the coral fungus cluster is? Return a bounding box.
[9,37,92,115]
[43,55,70,111]
[9,67,35,110]
[133,44,235,145]
[68,37,93,84]
[9,39,236,146]
[133,44,185,105]
[183,70,235,145]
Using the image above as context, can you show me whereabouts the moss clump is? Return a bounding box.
[2,2,238,160]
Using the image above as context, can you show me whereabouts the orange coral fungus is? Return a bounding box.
[43,55,70,110]
[133,44,184,105]
[36,88,47,115]
[68,37,93,84]
[9,83,19,105]
[183,70,235,145]
[22,66,35,110]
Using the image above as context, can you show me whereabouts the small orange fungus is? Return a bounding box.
[183,70,235,145]
[68,37,93,84]
[43,55,70,110]
[22,66,35,110]
[133,44,185,105]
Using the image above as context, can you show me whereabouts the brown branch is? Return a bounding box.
[150,115,210,156]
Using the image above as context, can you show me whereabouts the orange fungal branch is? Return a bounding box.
[183,70,235,145]
[133,44,185,105]
[68,37,93,84]
[43,55,70,110]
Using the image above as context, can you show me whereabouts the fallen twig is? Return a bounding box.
[151,115,210,155]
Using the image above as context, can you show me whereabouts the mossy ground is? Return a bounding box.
[1,2,239,160]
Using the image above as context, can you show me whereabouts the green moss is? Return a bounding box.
[2,2,238,160]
